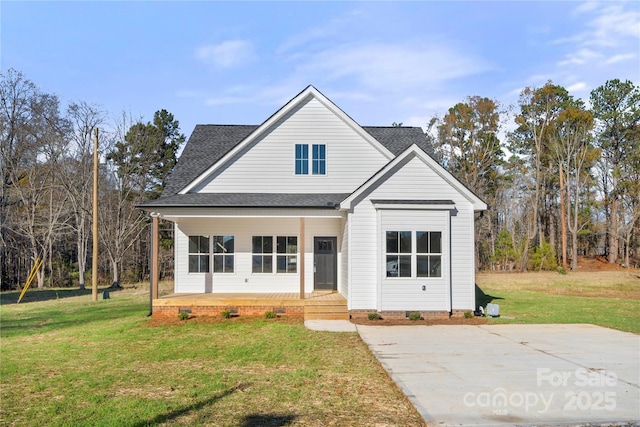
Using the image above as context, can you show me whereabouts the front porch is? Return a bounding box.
[152,291,349,320]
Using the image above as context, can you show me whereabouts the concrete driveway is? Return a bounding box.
[357,324,640,426]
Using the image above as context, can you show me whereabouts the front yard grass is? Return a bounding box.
[477,270,640,334]
[0,287,424,426]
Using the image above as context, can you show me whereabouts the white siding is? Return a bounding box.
[349,155,476,311]
[194,97,389,194]
[379,210,450,311]
[339,216,349,299]
[173,216,343,294]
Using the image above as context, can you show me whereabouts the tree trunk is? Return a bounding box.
[609,195,618,263]
[559,164,567,269]
[78,233,86,289]
[111,258,119,284]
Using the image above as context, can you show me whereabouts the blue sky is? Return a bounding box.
[2,1,639,137]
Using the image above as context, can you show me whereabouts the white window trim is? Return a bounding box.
[384,230,443,279]
[294,143,327,176]
[212,235,235,274]
[188,235,210,274]
[250,235,299,275]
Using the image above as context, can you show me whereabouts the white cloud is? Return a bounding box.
[547,0,639,99]
[276,8,367,55]
[507,87,524,97]
[292,42,490,91]
[566,81,587,92]
[573,1,600,15]
[586,3,640,47]
[604,52,637,64]
[204,96,249,106]
[558,48,603,66]
[556,2,640,62]
[195,40,257,68]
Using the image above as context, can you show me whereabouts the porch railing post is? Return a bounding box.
[299,217,305,299]
[151,213,159,301]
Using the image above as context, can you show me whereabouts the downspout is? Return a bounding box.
[449,207,458,316]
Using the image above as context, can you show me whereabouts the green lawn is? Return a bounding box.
[0,288,424,426]
[3,271,638,426]
[477,270,640,334]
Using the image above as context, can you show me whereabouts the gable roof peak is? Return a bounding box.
[178,85,395,194]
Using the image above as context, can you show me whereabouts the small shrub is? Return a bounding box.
[178,311,189,321]
[367,312,381,320]
[557,267,567,275]
[264,311,277,319]
[528,237,558,271]
[464,311,473,319]
[408,312,421,321]
[221,309,231,319]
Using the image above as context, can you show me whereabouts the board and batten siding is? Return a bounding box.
[193,97,390,194]
[349,155,476,311]
[173,216,343,294]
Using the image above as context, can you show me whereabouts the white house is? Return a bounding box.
[141,86,487,319]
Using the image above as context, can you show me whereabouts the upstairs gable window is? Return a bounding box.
[295,144,326,175]
[295,144,308,175]
[312,144,326,175]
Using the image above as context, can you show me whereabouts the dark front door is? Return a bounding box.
[314,237,337,290]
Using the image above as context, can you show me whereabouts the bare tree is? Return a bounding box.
[1,69,71,287]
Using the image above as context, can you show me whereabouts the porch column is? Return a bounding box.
[299,217,305,299]
[151,213,159,301]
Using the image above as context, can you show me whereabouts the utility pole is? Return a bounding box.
[92,128,99,301]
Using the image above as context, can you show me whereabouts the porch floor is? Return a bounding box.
[152,291,348,320]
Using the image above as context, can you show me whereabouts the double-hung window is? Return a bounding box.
[294,144,326,175]
[252,236,273,273]
[213,235,234,273]
[188,236,210,273]
[312,144,326,175]
[417,231,442,277]
[295,144,308,175]
[386,231,412,277]
[276,236,298,273]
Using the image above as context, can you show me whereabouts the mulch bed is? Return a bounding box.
[350,316,489,326]
[145,314,304,327]
[147,314,489,327]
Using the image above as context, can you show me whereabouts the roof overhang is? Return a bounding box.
[371,199,456,210]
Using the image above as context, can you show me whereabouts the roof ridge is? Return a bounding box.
[195,124,259,127]
[363,125,422,129]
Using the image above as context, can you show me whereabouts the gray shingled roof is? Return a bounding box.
[160,125,435,201]
[162,125,258,197]
[142,193,350,209]
[363,127,436,157]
